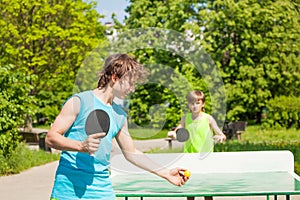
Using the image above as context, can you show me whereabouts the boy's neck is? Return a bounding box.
[93,88,114,105]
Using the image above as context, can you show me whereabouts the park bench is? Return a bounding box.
[111,150,300,200]
[222,121,247,140]
[18,127,51,151]
[18,127,47,143]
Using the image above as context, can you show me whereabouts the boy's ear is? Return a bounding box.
[109,74,118,87]
[112,74,118,83]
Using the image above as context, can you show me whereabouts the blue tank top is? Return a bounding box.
[51,90,127,200]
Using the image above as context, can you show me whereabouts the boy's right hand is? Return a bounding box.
[165,168,189,186]
[82,132,106,155]
[167,131,176,139]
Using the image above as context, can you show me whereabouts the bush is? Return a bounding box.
[0,65,37,132]
[0,130,21,159]
[264,96,300,129]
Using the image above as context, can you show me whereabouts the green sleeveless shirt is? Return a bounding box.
[183,112,214,153]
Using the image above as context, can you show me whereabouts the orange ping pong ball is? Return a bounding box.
[182,170,191,178]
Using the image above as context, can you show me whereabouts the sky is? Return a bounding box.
[95,0,129,24]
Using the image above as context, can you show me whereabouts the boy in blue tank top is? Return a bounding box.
[46,54,189,200]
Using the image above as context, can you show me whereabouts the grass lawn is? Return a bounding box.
[243,125,300,141]
[129,128,168,140]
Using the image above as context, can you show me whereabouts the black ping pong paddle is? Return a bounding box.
[85,109,110,136]
[176,128,189,142]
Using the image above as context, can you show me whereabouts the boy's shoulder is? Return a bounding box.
[203,112,214,121]
[75,90,92,96]
[112,102,127,116]
[202,112,211,117]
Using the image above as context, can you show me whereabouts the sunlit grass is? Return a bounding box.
[129,128,168,140]
[242,125,300,142]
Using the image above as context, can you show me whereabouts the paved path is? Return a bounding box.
[0,139,298,200]
[0,161,58,200]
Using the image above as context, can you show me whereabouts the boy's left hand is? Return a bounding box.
[213,135,226,143]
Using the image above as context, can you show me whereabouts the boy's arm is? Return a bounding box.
[208,115,227,143]
[167,115,186,139]
[115,119,188,186]
[46,96,105,153]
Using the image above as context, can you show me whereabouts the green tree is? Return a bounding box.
[194,0,300,122]
[0,65,36,157]
[125,0,196,30]
[0,0,106,123]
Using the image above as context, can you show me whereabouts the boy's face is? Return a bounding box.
[188,100,204,113]
[112,74,136,99]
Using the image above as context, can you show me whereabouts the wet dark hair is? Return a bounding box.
[97,54,149,89]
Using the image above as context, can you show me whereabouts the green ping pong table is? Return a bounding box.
[111,151,300,200]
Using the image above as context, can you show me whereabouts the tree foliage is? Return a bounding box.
[0,65,36,156]
[195,0,300,121]
[264,96,300,129]
[0,65,36,132]
[0,0,106,123]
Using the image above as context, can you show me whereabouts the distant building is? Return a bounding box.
[104,22,117,41]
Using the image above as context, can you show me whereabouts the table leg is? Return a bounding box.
[166,139,172,149]
[237,131,242,140]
